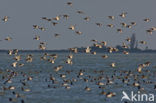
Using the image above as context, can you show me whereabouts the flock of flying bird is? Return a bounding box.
[0,1,156,103]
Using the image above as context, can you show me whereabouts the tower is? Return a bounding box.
[130,33,136,49]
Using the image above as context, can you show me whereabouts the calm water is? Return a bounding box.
[0,52,156,103]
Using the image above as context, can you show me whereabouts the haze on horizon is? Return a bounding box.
[0,0,156,50]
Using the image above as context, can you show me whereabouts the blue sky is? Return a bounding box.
[0,0,156,50]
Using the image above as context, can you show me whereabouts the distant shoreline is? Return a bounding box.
[0,48,156,53]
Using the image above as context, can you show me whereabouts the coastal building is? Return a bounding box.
[130,33,138,49]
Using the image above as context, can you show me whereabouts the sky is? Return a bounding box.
[0,0,156,50]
